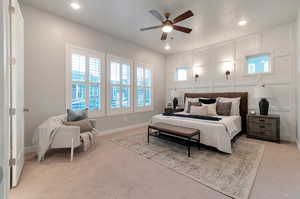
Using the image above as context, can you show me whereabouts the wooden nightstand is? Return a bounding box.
[247,114,280,143]
[164,108,184,114]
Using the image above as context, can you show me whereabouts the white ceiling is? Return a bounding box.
[21,0,300,55]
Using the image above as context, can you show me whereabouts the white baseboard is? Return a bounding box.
[24,122,148,154]
[96,122,148,137]
[297,140,300,153]
[25,145,37,153]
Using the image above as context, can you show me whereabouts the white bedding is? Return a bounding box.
[151,112,242,153]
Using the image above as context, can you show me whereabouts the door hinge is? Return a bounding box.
[9,6,15,14]
[9,107,16,116]
[9,158,16,167]
[9,57,16,65]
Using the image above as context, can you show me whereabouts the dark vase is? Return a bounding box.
[259,98,269,115]
[173,97,178,109]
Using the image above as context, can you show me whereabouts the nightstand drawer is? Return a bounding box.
[249,117,274,125]
[249,123,275,132]
[248,129,276,138]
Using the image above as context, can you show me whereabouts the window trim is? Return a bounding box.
[65,44,106,117]
[134,62,154,112]
[244,52,273,76]
[106,54,134,116]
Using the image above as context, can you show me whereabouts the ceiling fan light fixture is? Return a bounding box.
[70,1,81,10]
[162,25,173,33]
[165,44,171,50]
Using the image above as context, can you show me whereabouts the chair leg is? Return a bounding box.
[70,138,74,162]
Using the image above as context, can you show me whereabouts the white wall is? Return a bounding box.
[166,23,297,142]
[0,0,10,198]
[297,9,300,147]
[21,5,166,147]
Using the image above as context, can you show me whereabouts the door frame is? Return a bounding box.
[0,0,11,198]
[9,0,24,187]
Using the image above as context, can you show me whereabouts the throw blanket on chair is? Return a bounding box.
[80,129,97,152]
[32,115,65,161]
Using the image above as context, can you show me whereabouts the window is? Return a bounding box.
[247,54,271,74]
[176,67,188,81]
[66,45,105,116]
[135,63,153,112]
[107,55,133,115]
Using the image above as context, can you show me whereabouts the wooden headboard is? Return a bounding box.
[184,92,248,133]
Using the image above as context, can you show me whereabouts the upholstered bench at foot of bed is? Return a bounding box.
[148,122,200,157]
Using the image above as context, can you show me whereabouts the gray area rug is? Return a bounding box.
[111,133,265,199]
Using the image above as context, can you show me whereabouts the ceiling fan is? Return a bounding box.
[140,10,194,40]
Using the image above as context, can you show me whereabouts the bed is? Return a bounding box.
[151,92,248,153]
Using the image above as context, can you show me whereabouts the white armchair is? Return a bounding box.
[51,119,96,161]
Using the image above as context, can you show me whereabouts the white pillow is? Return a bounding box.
[190,105,208,115]
[184,98,199,112]
[218,97,241,115]
[202,103,217,116]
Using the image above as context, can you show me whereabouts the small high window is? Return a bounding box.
[176,67,188,81]
[247,54,270,74]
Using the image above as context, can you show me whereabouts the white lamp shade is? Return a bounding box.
[254,87,272,99]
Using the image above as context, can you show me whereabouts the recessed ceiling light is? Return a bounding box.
[162,25,173,33]
[238,20,248,26]
[70,2,81,10]
[165,44,171,50]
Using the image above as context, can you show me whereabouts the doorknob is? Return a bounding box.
[23,108,29,112]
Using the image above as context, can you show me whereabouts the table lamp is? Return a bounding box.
[254,85,272,115]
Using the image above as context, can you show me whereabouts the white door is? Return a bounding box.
[10,0,24,187]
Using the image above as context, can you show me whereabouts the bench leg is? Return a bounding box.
[147,127,150,144]
[198,133,201,150]
[187,137,191,157]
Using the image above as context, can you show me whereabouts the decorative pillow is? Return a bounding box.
[202,103,217,116]
[67,108,88,121]
[184,98,199,112]
[216,102,232,116]
[218,97,241,115]
[187,102,202,113]
[190,105,208,115]
[63,119,93,133]
[199,98,217,104]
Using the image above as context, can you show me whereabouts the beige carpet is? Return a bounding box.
[10,127,300,199]
[111,133,265,199]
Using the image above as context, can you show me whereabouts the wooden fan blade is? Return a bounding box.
[173,10,194,24]
[140,25,163,31]
[173,25,192,33]
[161,32,168,40]
[149,10,165,22]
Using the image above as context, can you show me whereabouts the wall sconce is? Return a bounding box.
[193,65,202,81]
[222,61,234,80]
[225,70,230,80]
